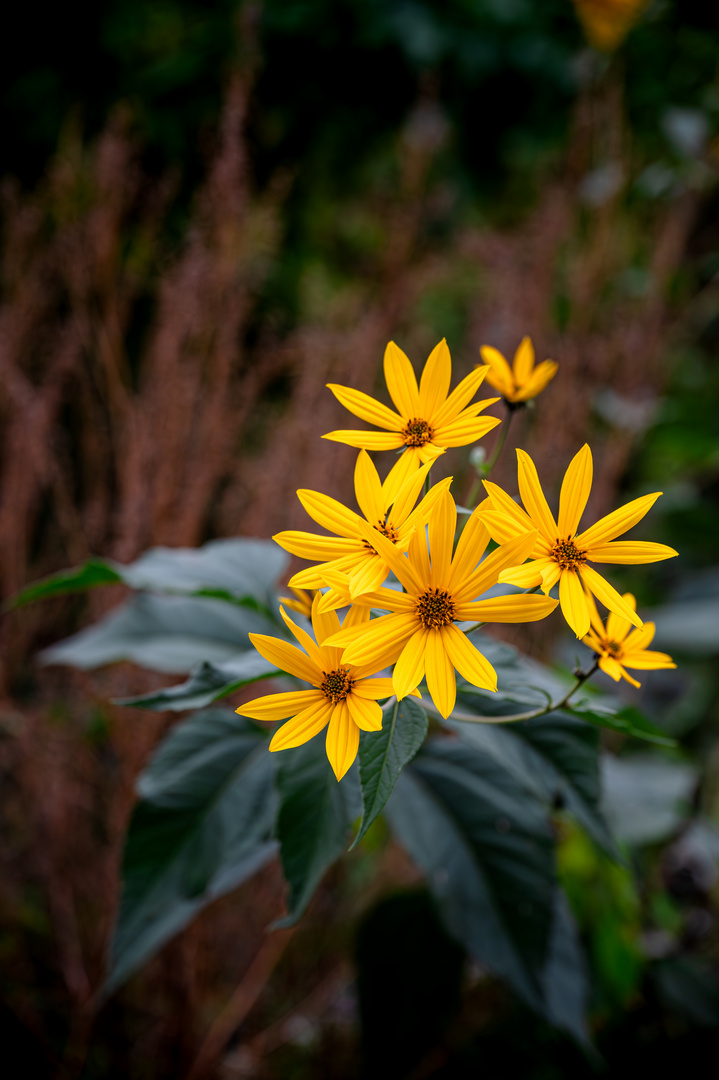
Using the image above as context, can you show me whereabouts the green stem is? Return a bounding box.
[465,404,515,510]
[435,660,600,725]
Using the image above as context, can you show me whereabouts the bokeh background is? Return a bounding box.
[1,1,719,1076]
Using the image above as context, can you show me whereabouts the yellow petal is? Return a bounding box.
[433,365,489,427]
[540,562,561,595]
[559,571,591,638]
[587,541,678,564]
[482,480,542,541]
[584,588,605,637]
[622,621,655,652]
[237,689,325,723]
[403,476,454,533]
[598,656,624,683]
[280,607,325,669]
[516,449,558,545]
[579,565,642,630]
[342,603,373,630]
[576,492,662,549]
[353,450,384,524]
[341,613,418,667]
[348,555,390,599]
[455,593,557,623]
[558,444,593,539]
[419,339,452,419]
[442,623,497,690]
[479,509,531,546]
[622,651,676,671]
[497,561,547,588]
[274,530,359,561]
[297,489,363,539]
[384,340,419,417]
[605,593,635,644]
[433,415,500,448]
[428,488,456,589]
[409,521,431,580]
[393,628,428,700]
[351,677,396,699]
[355,517,423,594]
[479,346,514,398]
[512,336,535,385]
[325,701,359,780]
[310,594,341,645]
[269,699,334,752]
[322,430,405,451]
[347,693,383,731]
[448,508,491,591]
[454,529,539,603]
[289,567,325,589]
[381,448,421,505]
[326,383,403,431]
[618,667,642,688]
[424,629,456,718]
[387,461,433,526]
[249,632,321,684]
[513,360,558,402]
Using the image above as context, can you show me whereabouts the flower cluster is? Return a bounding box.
[238,338,677,779]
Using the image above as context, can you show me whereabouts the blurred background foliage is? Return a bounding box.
[2,0,719,1077]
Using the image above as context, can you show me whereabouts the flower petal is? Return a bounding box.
[341,613,418,667]
[354,450,385,524]
[579,565,642,629]
[383,457,430,521]
[512,336,535,385]
[402,475,454,533]
[351,677,396,700]
[513,360,558,402]
[326,383,403,431]
[587,541,678,563]
[237,689,325,723]
[433,364,489,427]
[605,593,635,644]
[516,449,559,544]
[279,606,326,669]
[297,489,363,539]
[249,632,322,684]
[448,508,491,591]
[455,594,557,622]
[419,339,452,420]
[310,595,341,646]
[442,623,497,690]
[576,492,662,548]
[274,530,359,561]
[454,529,539,603]
[497,561,547,588]
[558,444,593,539]
[480,346,514,398]
[433,415,500,448]
[269,699,334,752]
[384,341,419,417]
[558,571,591,638]
[621,651,676,670]
[325,700,360,780]
[393,628,428,700]
[622,621,655,652]
[428,487,456,589]
[347,693,383,731]
[322,430,405,451]
[584,588,605,637]
[347,554,390,599]
[598,656,624,682]
[424,629,456,718]
[355,516,424,594]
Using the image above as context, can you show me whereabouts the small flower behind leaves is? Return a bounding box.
[583,591,676,687]
[480,336,558,406]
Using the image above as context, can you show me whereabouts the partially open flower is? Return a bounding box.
[479,337,557,406]
[583,592,675,687]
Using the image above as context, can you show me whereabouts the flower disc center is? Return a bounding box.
[416,588,456,629]
[402,417,433,448]
[550,537,587,571]
[320,667,353,703]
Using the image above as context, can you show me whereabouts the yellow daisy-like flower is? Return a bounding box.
[572,0,647,52]
[479,444,678,640]
[277,586,316,618]
[582,591,676,689]
[479,336,558,405]
[237,598,406,781]
[275,451,451,601]
[323,338,500,467]
[323,488,558,719]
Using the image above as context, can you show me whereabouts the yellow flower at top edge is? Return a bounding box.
[274,451,451,600]
[582,591,676,688]
[479,444,678,639]
[322,488,558,719]
[323,338,501,466]
[237,597,413,781]
[480,336,558,405]
[572,0,648,53]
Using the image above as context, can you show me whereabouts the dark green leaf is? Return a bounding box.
[654,957,719,1028]
[385,738,557,1013]
[40,593,278,673]
[7,558,123,609]
[274,738,360,926]
[568,703,676,747]
[107,708,277,995]
[352,697,428,849]
[115,653,281,711]
[601,753,696,845]
[446,711,618,859]
[541,890,590,1044]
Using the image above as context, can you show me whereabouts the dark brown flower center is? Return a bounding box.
[320,667,354,703]
[402,417,433,448]
[550,537,587,571]
[363,518,400,554]
[416,588,456,629]
[605,640,623,658]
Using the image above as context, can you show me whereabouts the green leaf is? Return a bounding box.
[6,558,123,609]
[352,697,428,849]
[40,593,278,673]
[385,738,557,1014]
[274,738,360,926]
[568,703,677,747]
[445,712,618,859]
[107,708,276,995]
[601,753,697,846]
[115,653,281,711]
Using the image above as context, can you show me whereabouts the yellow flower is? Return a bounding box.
[237,598,401,781]
[572,0,647,52]
[274,451,451,600]
[323,489,558,719]
[323,339,500,466]
[480,337,558,405]
[479,444,678,639]
[277,586,316,617]
[582,591,676,688]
